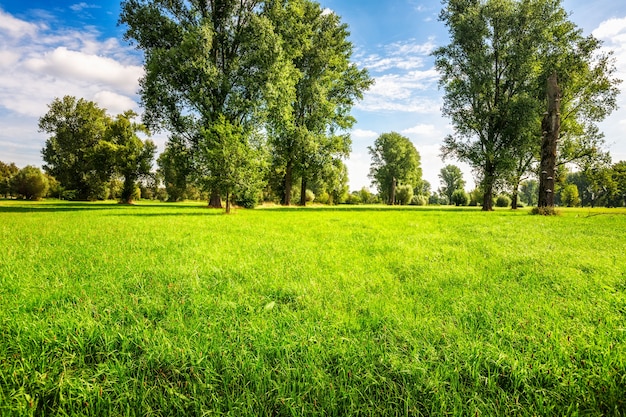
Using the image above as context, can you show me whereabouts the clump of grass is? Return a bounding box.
[0,201,625,415]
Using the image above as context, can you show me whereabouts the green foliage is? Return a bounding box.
[434,0,620,211]
[395,184,414,206]
[10,166,49,200]
[451,189,470,206]
[40,96,110,200]
[439,165,465,204]
[368,132,422,205]
[560,184,581,207]
[266,0,372,206]
[157,137,192,202]
[0,161,19,198]
[520,179,538,206]
[1,201,625,415]
[410,195,428,206]
[495,194,512,208]
[193,116,266,213]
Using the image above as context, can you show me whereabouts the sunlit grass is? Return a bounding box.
[1,201,625,415]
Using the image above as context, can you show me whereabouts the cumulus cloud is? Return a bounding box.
[357,39,440,113]
[0,9,40,38]
[0,8,143,167]
[70,3,101,12]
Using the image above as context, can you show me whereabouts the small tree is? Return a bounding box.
[439,165,465,205]
[560,184,580,207]
[496,194,512,208]
[395,184,414,205]
[11,166,49,200]
[451,189,470,206]
[0,161,19,198]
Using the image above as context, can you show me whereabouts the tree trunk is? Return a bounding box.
[299,174,307,206]
[482,165,495,211]
[120,175,136,204]
[282,160,293,206]
[388,177,397,205]
[225,191,231,214]
[209,189,222,208]
[538,72,560,212]
[511,176,521,210]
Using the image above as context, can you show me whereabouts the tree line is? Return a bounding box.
[3,0,623,210]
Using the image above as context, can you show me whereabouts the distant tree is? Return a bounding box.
[438,165,465,205]
[560,184,580,207]
[495,194,512,208]
[451,189,470,206]
[609,161,626,207]
[11,166,49,200]
[40,96,110,200]
[157,137,193,202]
[520,179,539,207]
[104,111,156,204]
[368,132,422,205]
[0,161,19,198]
[395,184,414,206]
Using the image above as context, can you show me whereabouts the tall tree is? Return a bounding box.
[438,164,466,205]
[434,0,619,211]
[266,0,372,206]
[121,0,284,209]
[368,132,422,205]
[40,96,111,200]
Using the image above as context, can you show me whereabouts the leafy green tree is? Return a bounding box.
[395,184,414,206]
[105,111,157,204]
[121,0,284,208]
[266,0,372,206]
[157,136,193,202]
[0,161,19,198]
[368,132,422,205]
[11,166,49,200]
[609,161,626,207]
[520,179,538,206]
[193,116,266,213]
[434,0,619,211]
[451,189,470,206]
[40,96,110,200]
[438,165,465,205]
[560,184,580,207]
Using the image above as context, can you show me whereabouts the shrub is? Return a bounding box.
[11,166,49,200]
[345,193,362,205]
[495,194,511,208]
[560,184,580,207]
[451,189,469,206]
[395,184,413,205]
[410,195,428,206]
[315,191,330,205]
[305,189,315,203]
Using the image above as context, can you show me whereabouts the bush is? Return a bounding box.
[451,189,469,206]
[395,184,413,205]
[315,191,330,204]
[560,184,580,207]
[495,194,511,208]
[11,166,49,200]
[305,189,315,203]
[410,195,428,206]
[345,193,362,205]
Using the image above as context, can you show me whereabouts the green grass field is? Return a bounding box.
[1,200,625,416]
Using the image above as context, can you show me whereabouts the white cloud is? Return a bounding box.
[592,17,626,40]
[93,91,139,115]
[70,3,101,12]
[24,47,143,95]
[351,128,378,141]
[0,9,40,38]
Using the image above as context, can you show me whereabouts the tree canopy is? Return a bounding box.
[368,132,422,205]
[434,0,620,211]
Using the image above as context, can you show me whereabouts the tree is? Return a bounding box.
[434,0,620,211]
[105,111,157,204]
[609,161,626,207]
[157,136,193,202]
[266,0,372,206]
[451,189,470,206]
[11,166,49,200]
[193,116,266,213]
[520,179,538,206]
[438,164,465,205]
[40,96,110,200]
[0,161,19,198]
[560,184,580,207]
[368,132,422,205]
[121,0,284,209]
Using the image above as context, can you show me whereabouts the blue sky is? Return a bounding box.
[1,0,625,192]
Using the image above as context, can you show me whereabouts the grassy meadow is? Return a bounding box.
[0,200,625,416]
